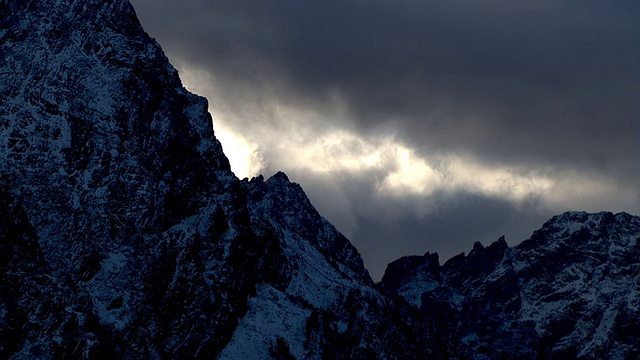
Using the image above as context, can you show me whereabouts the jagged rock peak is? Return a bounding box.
[1,0,232,245]
[244,171,372,284]
[1,0,230,173]
[379,252,440,293]
[268,171,291,183]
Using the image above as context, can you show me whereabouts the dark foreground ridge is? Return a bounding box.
[2,1,639,358]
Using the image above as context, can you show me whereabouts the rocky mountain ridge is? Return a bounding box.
[1,1,639,359]
[381,211,640,358]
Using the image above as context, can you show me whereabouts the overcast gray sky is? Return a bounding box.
[131,0,639,280]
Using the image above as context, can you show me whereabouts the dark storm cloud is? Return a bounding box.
[132,0,639,178]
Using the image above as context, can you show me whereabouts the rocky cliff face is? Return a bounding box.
[381,211,640,359]
[2,1,639,359]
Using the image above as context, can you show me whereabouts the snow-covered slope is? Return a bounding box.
[381,211,640,359]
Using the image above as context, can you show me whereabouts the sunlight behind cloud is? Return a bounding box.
[174,61,623,216]
[214,122,265,179]
[378,147,442,196]
[172,62,265,179]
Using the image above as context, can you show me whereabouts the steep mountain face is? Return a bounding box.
[0,1,442,358]
[381,211,640,359]
[1,0,263,356]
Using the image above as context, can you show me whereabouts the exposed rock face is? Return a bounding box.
[381,211,640,359]
[2,1,639,359]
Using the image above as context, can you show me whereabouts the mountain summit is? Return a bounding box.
[2,1,639,359]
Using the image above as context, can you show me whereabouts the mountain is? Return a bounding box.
[1,1,439,358]
[381,211,640,359]
[1,1,639,359]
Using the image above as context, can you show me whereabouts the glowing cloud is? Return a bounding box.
[174,61,626,217]
[214,122,265,179]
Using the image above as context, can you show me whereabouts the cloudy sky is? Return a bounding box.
[130,0,639,280]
